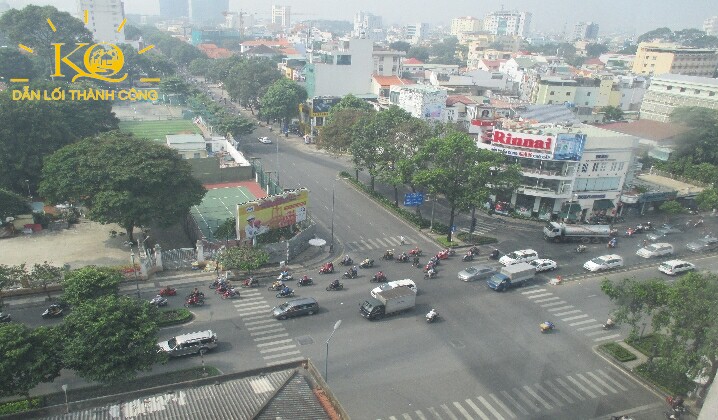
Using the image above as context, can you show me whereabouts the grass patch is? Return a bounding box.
[455,232,498,245]
[634,361,693,396]
[158,308,193,327]
[0,398,41,416]
[435,237,460,248]
[118,120,200,140]
[626,334,670,358]
[599,342,637,362]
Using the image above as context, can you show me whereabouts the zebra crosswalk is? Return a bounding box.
[380,368,633,420]
[344,235,416,253]
[520,286,621,342]
[233,289,305,366]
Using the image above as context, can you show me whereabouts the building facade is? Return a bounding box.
[405,23,429,44]
[573,22,599,41]
[704,16,718,36]
[303,38,374,98]
[354,12,383,40]
[483,10,531,37]
[389,84,448,122]
[451,16,482,36]
[271,5,291,28]
[373,49,405,77]
[631,42,718,77]
[76,0,126,44]
[640,74,718,122]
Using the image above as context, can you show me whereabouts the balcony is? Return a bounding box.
[517,185,573,198]
[521,167,575,179]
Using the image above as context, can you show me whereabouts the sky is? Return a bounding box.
[6,0,717,35]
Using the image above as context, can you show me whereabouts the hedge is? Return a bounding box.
[599,342,637,362]
[634,361,693,396]
[0,398,41,415]
[626,334,669,358]
[158,308,193,327]
[455,232,499,244]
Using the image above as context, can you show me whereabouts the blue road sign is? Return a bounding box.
[451,225,456,232]
[403,192,425,207]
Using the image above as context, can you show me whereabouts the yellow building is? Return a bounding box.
[450,16,482,36]
[532,77,577,105]
[632,42,718,77]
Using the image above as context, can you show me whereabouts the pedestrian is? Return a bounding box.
[400,236,406,245]
[642,239,648,248]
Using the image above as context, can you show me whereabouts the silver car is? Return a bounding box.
[647,224,682,241]
[686,236,718,253]
[458,265,496,282]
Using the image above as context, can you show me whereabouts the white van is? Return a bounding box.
[158,330,217,357]
[371,279,417,298]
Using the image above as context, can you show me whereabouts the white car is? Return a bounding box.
[583,254,624,272]
[658,260,695,276]
[636,243,674,259]
[530,259,558,272]
[370,279,417,298]
[258,137,272,144]
[499,249,538,266]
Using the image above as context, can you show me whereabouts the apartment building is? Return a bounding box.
[271,5,291,28]
[451,16,482,36]
[303,38,374,98]
[632,42,718,77]
[389,84,448,122]
[373,48,405,77]
[483,10,531,37]
[640,74,718,122]
[704,16,718,36]
[354,12,383,40]
[76,0,126,44]
[405,23,429,44]
[573,22,599,41]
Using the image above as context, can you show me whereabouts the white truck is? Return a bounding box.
[543,222,611,243]
[486,263,535,292]
[360,287,416,320]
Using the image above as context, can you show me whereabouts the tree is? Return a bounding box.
[0,264,25,310]
[62,295,161,384]
[601,273,718,403]
[215,113,254,139]
[216,246,269,273]
[412,132,521,242]
[601,105,625,122]
[29,262,64,300]
[40,131,206,242]
[214,217,237,240]
[0,188,30,223]
[61,266,123,306]
[260,78,308,129]
[319,108,372,153]
[637,27,673,44]
[586,43,609,58]
[659,200,684,222]
[389,41,411,53]
[159,76,191,104]
[671,107,718,165]
[407,46,430,62]
[0,323,63,399]
[327,94,375,115]
[0,48,35,81]
[188,58,214,77]
[695,188,718,211]
[223,58,282,112]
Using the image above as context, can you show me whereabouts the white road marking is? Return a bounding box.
[256,339,293,347]
[489,393,516,418]
[463,399,489,420]
[566,375,596,398]
[500,390,529,416]
[440,404,459,420]
[577,373,607,396]
[593,334,621,342]
[521,288,547,295]
[522,386,552,410]
[453,401,477,419]
[477,395,505,420]
[546,305,574,311]
[554,309,582,316]
[541,301,568,308]
[259,345,297,354]
[544,379,574,404]
[526,293,554,299]
[533,297,561,303]
[577,324,604,331]
[252,333,289,342]
[562,314,589,321]
[250,328,286,336]
[262,350,301,359]
[587,371,617,393]
[569,319,597,326]
[597,369,629,391]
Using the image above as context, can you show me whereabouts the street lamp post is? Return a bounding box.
[130,251,140,298]
[276,140,280,186]
[25,179,31,199]
[61,384,68,413]
[429,194,436,232]
[330,183,335,253]
[325,320,342,383]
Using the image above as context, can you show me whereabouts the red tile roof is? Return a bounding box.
[583,58,604,66]
[373,75,413,86]
[403,58,424,65]
[446,95,475,106]
[598,120,689,141]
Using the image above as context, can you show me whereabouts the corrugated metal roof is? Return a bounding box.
[43,369,330,420]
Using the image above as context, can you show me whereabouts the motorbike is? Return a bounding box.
[666,396,686,414]
[602,320,615,330]
[297,277,314,286]
[408,248,422,256]
[540,321,555,333]
[424,262,436,272]
[359,259,374,268]
[216,282,232,294]
[447,248,456,256]
[186,291,205,300]
[149,295,168,307]
[576,244,587,253]
[396,254,409,263]
[342,270,358,279]
[462,253,474,262]
[222,288,240,299]
[436,250,450,260]
[426,310,439,323]
[41,304,64,319]
[276,287,295,298]
[340,257,353,266]
[326,282,344,291]
[158,287,177,297]
[319,263,334,274]
[209,279,223,289]
[382,250,395,260]
[412,257,421,268]
[0,312,11,322]
[608,238,618,248]
[268,281,286,291]
[241,277,259,288]
[489,249,500,260]
[424,270,437,279]
[277,272,293,281]
[185,296,205,307]
[371,273,388,283]
[469,246,480,256]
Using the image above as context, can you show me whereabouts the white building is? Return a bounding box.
[373,49,405,77]
[476,124,638,220]
[354,12,383,40]
[451,16,482,36]
[704,16,718,36]
[573,22,599,41]
[483,10,531,37]
[76,0,126,44]
[389,84,448,122]
[640,74,718,122]
[405,23,429,44]
[304,38,374,97]
[271,5,291,28]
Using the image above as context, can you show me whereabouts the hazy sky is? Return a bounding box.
[6,0,717,34]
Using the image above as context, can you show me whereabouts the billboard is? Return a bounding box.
[236,189,309,244]
[553,133,587,161]
[489,129,556,160]
[311,97,340,117]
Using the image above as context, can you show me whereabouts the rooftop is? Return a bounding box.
[166,134,205,144]
[446,95,476,106]
[373,75,413,86]
[598,120,689,141]
[650,74,718,87]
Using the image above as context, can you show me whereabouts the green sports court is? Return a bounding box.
[190,181,267,241]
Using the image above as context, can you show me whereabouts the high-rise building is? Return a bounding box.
[76,0,126,44]
[705,16,718,36]
[405,23,429,45]
[632,42,718,77]
[573,22,599,41]
[483,10,531,37]
[159,0,188,20]
[451,16,482,36]
[189,0,228,26]
[271,5,291,28]
[354,12,383,40]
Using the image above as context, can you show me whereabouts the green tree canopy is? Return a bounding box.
[40,132,206,242]
[601,273,718,402]
[407,46,430,62]
[216,113,254,139]
[0,48,36,81]
[0,324,63,398]
[159,76,191,100]
[586,43,609,58]
[62,295,161,384]
[214,217,237,240]
[601,105,625,122]
[670,107,718,165]
[695,188,718,211]
[319,106,373,153]
[327,94,375,115]
[223,58,282,112]
[659,200,684,222]
[389,41,411,53]
[216,246,269,273]
[260,78,308,126]
[0,188,31,222]
[61,266,123,306]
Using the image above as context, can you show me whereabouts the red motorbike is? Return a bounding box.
[185,296,204,307]
[216,282,232,294]
[409,247,422,256]
[436,250,450,260]
[241,277,259,288]
[158,287,177,297]
[319,263,334,274]
[222,288,240,299]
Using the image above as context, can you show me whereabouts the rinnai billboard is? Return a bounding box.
[490,129,555,160]
[236,189,309,244]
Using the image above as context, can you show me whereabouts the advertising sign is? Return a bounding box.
[489,129,555,160]
[311,97,340,117]
[553,133,587,161]
[403,192,424,207]
[236,189,309,243]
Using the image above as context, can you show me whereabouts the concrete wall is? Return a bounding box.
[263,222,317,264]
[187,158,253,184]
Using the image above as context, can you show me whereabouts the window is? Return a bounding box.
[550,91,555,95]
[610,162,618,171]
[585,102,589,105]
[566,92,571,96]
[710,92,716,97]
[592,162,600,171]
[599,162,607,172]
[617,162,625,171]
[680,88,686,92]
[667,86,673,90]
[587,92,591,96]
[695,90,701,94]
[581,163,589,172]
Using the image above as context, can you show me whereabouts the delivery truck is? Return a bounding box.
[543,222,611,243]
[486,262,535,292]
[360,286,416,320]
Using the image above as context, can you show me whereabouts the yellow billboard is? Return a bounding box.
[236,189,309,243]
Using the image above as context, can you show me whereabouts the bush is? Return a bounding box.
[599,342,637,362]
[635,360,694,396]
[0,398,42,415]
[455,232,498,244]
[157,308,193,327]
[626,334,670,357]
[436,237,460,248]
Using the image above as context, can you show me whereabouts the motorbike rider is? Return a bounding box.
[281,285,291,295]
[342,255,351,264]
[608,237,617,248]
[490,249,500,259]
[576,244,587,253]
[351,265,358,277]
[330,279,341,288]
[413,256,420,266]
[605,318,615,328]
[384,249,394,259]
[280,270,290,279]
[301,274,311,284]
[427,266,437,277]
[375,271,385,281]
[399,252,408,261]
[427,308,438,320]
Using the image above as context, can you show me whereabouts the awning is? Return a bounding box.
[592,199,615,210]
